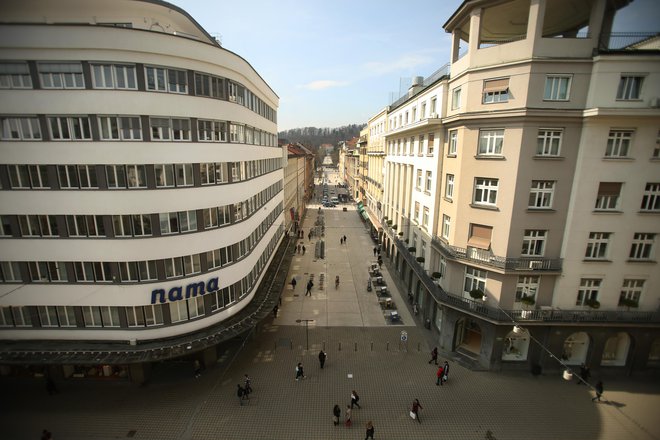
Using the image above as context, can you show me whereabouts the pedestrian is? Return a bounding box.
[411,398,423,423]
[273,305,278,318]
[428,347,438,365]
[318,350,327,369]
[237,384,247,405]
[373,247,377,256]
[340,237,343,245]
[244,374,252,395]
[295,362,305,380]
[343,235,347,244]
[378,258,383,269]
[436,365,444,386]
[41,430,52,440]
[305,280,313,296]
[291,277,297,290]
[45,376,58,395]
[592,381,604,402]
[345,405,352,427]
[351,390,361,409]
[365,421,375,440]
[441,360,449,385]
[297,243,301,254]
[333,404,341,426]
[308,232,311,241]
[302,245,306,255]
[578,363,591,385]
[193,359,202,378]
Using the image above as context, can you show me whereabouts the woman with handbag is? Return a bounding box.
[410,398,422,423]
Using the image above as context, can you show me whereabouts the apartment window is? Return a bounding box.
[0,262,22,282]
[0,62,32,89]
[448,130,457,155]
[515,276,539,302]
[118,262,139,282]
[145,66,187,93]
[126,305,163,327]
[629,233,654,260]
[463,267,487,296]
[164,257,184,279]
[198,119,228,142]
[416,169,422,190]
[641,183,660,211]
[422,207,429,229]
[619,279,644,307]
[150,117,190,141]
[176,164,194,186]
[8,165,49,189]
[606,130,632,157]
[29,261,68,282]
[0,305,31,326]
[473,178,498,206]
[418,134,425,155]
[230,123,245,143]
[595,182,622,210]
[543,75,571,101]
[451,87,462,110]
[537,129,562,156]
[66,215,105,237]
[445,174,454,200]
[616,75,643,100]
[585,232,610,259]
[576,278,600,306]
[430,97,437,115]
[412,107,417,121]
[38,306,77,327]
[82,306,121,328]
[183,254,201,275]
[194,73,224,98]
[48,116,92,140]
[442,214,450,239]
[522,230,546,256]
[414,202,420,223]
[19,215,59,237]
[428,133,435,155]
[421,103,426,118]
[654,131,660,158]
[1,117,41,140]
[478,129,504,156]
[38,63,84,89]
[528,181,555,209]
[91,64,137,89]
[155,164,174,187]
[106,165,125,189]
[159,210,197,235]
[98,116,142,140]
[425,171,432,192]
[132,214,152,236]
[482,78,509,103]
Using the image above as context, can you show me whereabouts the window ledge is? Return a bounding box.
[592,210,623,214]
[443,197,453,204]
[474,155,505,160]
[470,203,499,211]
[650,157,660,162]
[602,157,634,161]
[582,259,612,263]
[615,98,643,102]
[526,208,556,213]
[533,155,564,160]
[423,191,431,196]
[626,259,656,264]
[426,153,434,157]
[447,154,457,158]
[638,210,660,215]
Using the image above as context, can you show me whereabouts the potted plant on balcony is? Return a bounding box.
[398,231,404,237]
[407,246,416,253]
[520,295,535,318]
[585,299,601,309]
[431,272,442,279]
[618,298,639,309]
[386,219,393,226]
[469,288,485,300]
[416,256,425,263]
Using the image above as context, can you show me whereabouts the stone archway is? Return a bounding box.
[454,317,482,356]
[561,332,590,365]
[502,327,530,361]
[601,332,632,366]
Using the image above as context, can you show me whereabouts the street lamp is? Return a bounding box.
[295,319,315,350]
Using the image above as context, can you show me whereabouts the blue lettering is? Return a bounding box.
[185,282,205,298]
[150,289,166,305]
[206,277,219,292]
[168,286,183,302]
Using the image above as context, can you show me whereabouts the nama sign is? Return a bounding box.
[150,277,219,305]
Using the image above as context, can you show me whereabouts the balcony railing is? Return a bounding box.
[599,32,660,50]
[431,236,562,272]
[389,229,660,325]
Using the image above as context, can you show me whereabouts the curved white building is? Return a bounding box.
[0,0,283,379]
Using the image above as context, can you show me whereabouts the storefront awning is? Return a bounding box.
[360,210,369,221]
[356,201,364,210]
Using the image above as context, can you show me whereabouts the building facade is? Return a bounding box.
[379,0,660,374]
[0,0,282,381]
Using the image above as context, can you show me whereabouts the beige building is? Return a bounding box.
[363,109,387,239]
[379,0,660,374]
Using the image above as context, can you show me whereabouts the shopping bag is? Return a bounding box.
[409,411,416,419]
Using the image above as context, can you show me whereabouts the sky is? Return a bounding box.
[168,0,658,131]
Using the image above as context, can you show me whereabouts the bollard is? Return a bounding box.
[323,341,326,351]
[354,342,358,352]
[338,342,342,351]
[417,342,420,352]
[370,341,374,352]
[386,342,389,351]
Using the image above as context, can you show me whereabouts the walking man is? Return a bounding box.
[295,362,306,381]
[305,280,313,296]
[291,277,297,290]
[436,365,444,386]
[411,398,423,423]
[351,390,361,409]
[302,245,306,255]
[333,404,341,426]
[592,381,604,402]
[343,235,347,244]
[373,247,377,257]
[237,384,248,405]
[318,350,327,369]
[441,360,449,385]
[429,347,438,365]
[365,421,375,440]
[244,374,252,396]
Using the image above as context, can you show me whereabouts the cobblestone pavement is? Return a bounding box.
[1,192,659,440]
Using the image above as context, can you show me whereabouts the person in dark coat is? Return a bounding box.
[411,399,423,423]
[592,381,604,402]
[351,390,361,409]
[441,360,449,385]
[305,280,313,296]
[318,350,327,369]
[295,362,305,380]
[291,277,297,290]
[333,404,341,426]
[237,384,247,405]
[428,347,438,365]
[365,421,375,439]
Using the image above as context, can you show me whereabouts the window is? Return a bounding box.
[0,305,31,326]
[98,116,142,140]
[478,129,504,156]
[38,63,84,89]
[1,117,41,140]
[543,75,571,101]
[421,103,426,119]
[414,202,420,223]
[150,117,190,141]
[629,233,654,260]
[448,130,457,155]
[139,260,158,281]
[91,64,137,89]
[82,306,120,327]
[119,260,157,281]
[585,232,610,259]
[528,181,555,209]
[0,62,32,89]
[126,305,163,327]
[175,163,194,186]
[106,165,126,189]
[463,266,487,296]
[48,116,92,140]
[468,224,492,251]
[606,130,632,157]
[145,66,187,93]
[515,276,539,302]
[422,207,429,229]
[132,214,152,236]
[425,171,432,192]
[19,215,59,237]
[619,279,644,307]
[522,230,546,256]
[451,87,462,110]
[535,129,563,156]
[412,107,417,121]
[473,178,498,206]
[0,262,22,282]
[194,73,224,98]
[38,306,76,327]
[418,134,425,155]
[430,97,437,115]
[616,75,643,100]
[8,165,49,189]
[595,182,621,210]
[641,183,660,212]
[230,123,245,143]
[483,78,509,103]
[445,174,454,199]
[172,118,191,140]
[428,133,435,155]
[66,215,105,237]
[442,214,450,239]
[654,131,660,158]
[155,164,174,187]
[165,257,184,279]
[416,169,422,190]
[159,210,197,235]
[183,254,201,275]
[198,119,227,142]
[29,262,68,282]
[576,278,600,306]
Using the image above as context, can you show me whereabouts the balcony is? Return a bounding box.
[431,236,562,272]
[392,236,660,326]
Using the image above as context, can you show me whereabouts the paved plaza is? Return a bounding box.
[1,193,659,440]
